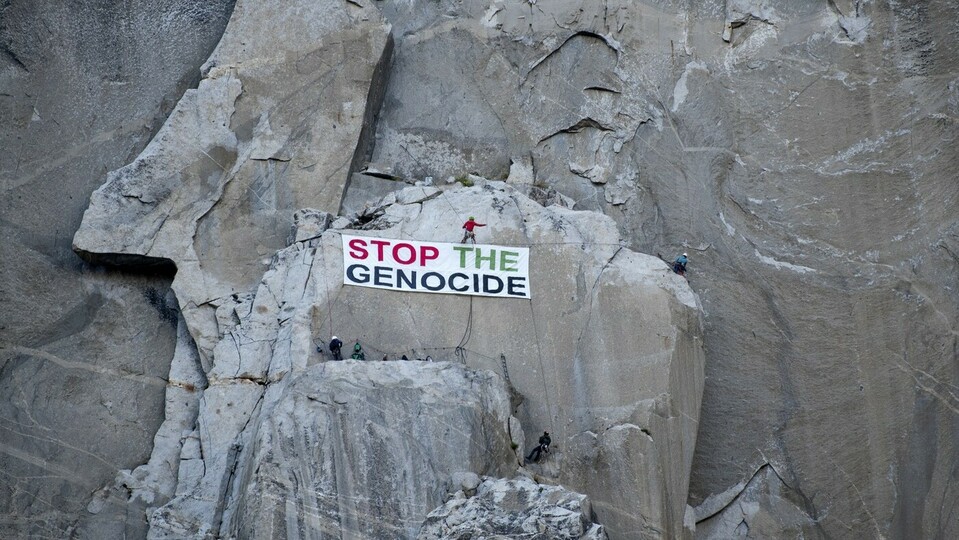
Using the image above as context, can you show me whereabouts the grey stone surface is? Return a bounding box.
[0,0,234,537]
[225,361,517,540]
[132,182,702,539]
[76,315,207,539]
[341,171,411,216]
[362,2,959,538]
[291,208,335,244]
[72,0,394,365]
[328,184,704,538]
[693,464,820,539]
[451,471,482,494]
[9,0,957,538]
[418,476,609,540]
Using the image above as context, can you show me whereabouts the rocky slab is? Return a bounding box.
[138,181,703,538]
[418,476,609,540]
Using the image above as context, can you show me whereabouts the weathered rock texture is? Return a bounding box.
[362,2,959,538]
[0,0,234,537]
[72,0,393,363]
[149,360,517,539]
[9,0,957,538]
[230,362,515,539]
[418,476,609,540]
[76,173,704,538]
[693,464,819,539]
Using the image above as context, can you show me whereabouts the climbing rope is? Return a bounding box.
[319,242,336,337]
[454,296,474,364]
[526,298,554,426]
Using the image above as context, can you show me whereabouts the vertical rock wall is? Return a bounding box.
[360,2,959,538]
[227,362,517,539]
[6,0,957,538]
[0,1,234,537]
[72,0,394,364]
[73,170,705,538]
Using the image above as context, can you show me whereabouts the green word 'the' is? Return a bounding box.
[453,246,520,271]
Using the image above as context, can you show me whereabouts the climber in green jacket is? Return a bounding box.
[351,342,366,361]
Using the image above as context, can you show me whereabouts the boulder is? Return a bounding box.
[418,476,608,540]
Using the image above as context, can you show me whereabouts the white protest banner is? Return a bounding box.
[341,234,530,299]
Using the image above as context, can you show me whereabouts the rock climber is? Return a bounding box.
[329,336,343,361]
[461,216,486,244]
[673,252,688,277]
[526,431,551,464]
[351,342,366,361]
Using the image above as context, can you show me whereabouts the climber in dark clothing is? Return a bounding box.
[673,252,688,277]
[526,431,551,464]
[329,336,343,361]
[351,342,366,361]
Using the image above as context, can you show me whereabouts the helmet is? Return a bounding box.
[332,336,338,340]
[683,252,688,257]
[468,216,475,220]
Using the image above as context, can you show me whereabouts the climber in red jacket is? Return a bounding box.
[460,216,486,244]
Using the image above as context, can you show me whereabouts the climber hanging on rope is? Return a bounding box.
[329,336,343,361]
[673,252,688,278]
[525,431,551,464]
[351,341,366,361]
[460,216,486,244]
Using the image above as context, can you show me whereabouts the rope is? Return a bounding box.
[319,243,335,338]
[437,186,460,215]
[526,298,554,426]
[454,296,474,364]
[323,228,625,249]
[507,193,554,428]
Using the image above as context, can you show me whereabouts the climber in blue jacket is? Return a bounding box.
[673,253,688,277]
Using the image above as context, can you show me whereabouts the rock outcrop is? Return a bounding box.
[355,2,959,538]
[418,476,608,540]
[72,0,393,364]
[9,0,955,538]
[153,361,518,539]
[76,174,704,538]
[692,464,820,539]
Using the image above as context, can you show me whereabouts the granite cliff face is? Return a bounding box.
[0,1,235,537]
[77,178,705,538]
[2,0,958,538]
[152,360,519,539]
